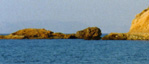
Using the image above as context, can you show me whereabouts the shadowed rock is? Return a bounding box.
[102,33,127,40]
[76,27,102,40]
[64,34,76,39]
[0,35,4,39]
[52,33,76,39]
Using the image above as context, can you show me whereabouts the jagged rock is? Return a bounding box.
[76,27,102,40]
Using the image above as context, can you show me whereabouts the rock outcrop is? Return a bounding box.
[102,33,127,40]
[4,35,25,39]
[129,8,149,34]
[0,35,4,39]
[102,33,149,40]
[0,27,101,40]
[76,27,102,40]
[52,33,76,39]
[11,28,54,39]
[102,7,149,40]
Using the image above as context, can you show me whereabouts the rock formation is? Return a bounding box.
[129,8,149,34]
[4,35,25,39]
[0,27,101,40]
[52,33,76,39]
[76,27,102,40]
[102,33,149,40]
[11,28,54,39]
[102,8,149,40]
[102,33,127,40]
[0,35,4,39]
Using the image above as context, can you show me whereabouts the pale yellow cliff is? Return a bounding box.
[103,7,149,40]
[129,8,149,34]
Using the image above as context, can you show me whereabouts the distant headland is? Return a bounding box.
[1,8,149,40]
[102,7,149,40]
[0,27,101,40]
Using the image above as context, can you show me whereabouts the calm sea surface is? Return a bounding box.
[0,39,148,64]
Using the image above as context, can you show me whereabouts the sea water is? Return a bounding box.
[0,39,148,64]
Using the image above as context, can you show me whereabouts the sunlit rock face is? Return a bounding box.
[11,28,54,39]
[102,8,149,40]
[129,8,149,34]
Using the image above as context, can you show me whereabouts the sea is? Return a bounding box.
[0,34,148,64]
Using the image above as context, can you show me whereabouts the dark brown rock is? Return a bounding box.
[0,35,4,39]
[76,27,102,40]
[64,34,76,39]
[52,33,76,39]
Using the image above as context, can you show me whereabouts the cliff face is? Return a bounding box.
[102,7,149,40]
[129,8,149,34]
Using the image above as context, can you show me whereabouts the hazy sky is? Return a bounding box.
[0,0,148,33]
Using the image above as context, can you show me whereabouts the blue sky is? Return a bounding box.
[0,0,148,33]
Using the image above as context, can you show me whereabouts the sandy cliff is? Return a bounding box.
[129,8,149,34]
[103,8,149,40]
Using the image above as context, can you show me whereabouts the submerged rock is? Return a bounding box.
[76,27,102,40]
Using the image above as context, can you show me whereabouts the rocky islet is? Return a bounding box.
[1,8,149,40]
[0,27,102,40]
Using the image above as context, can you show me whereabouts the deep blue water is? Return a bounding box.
[0,39,148,64]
